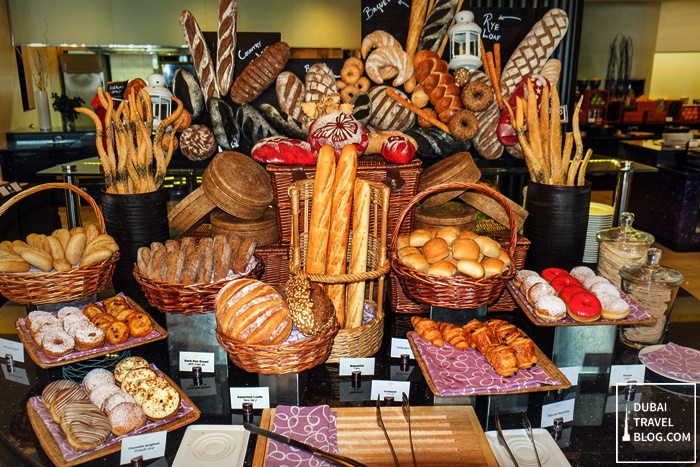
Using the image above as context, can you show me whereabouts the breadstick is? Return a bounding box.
[526,80,544,172]
[494,43,502,82]
[561,132,574,182]
[345,179,370,329]
[549,87,565,185]
[305,146,336,275]
[386,88,450,133]
[538,85,551,182]
[577,148,593,186]
[567,97,585,186]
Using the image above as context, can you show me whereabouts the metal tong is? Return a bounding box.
[401,392,417,467]
[376,395,401,467]
[521,411,542,467]
[495,412,520,467]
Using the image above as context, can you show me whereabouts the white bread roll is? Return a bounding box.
[435,226,460,246]
[428,260,456,278]
[305,145,336,275]
[473,235,501,258]
[452,238,480,261]
[457,259,485,278]
[422,237,450,264]
[401,253,429,273]
[398,246,422,260]
[409,229,433,247]
[345,179,371,329]
[482,257,505,277]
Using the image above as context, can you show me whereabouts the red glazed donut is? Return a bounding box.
[550,275,582,293]
[541,267,569,283]
[559,284,587,303]
[567,292,602,322]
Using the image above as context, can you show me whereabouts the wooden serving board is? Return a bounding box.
[16,295,167,369]
[26,367,201,467]
[253,406,498,467]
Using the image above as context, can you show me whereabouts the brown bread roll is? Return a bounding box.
[26,233,38,246]
[409,229,433,247]
[305,145,336,275]
[79,247,113,268]
[180,244,201,285]
[215,279,292,345]
[65,233,87,266]
[164,245,187,283]
[147,242,167,280]
[137,247,151,273]
[20,247,53,272]
[473,235,501,258]
[398,246,422,260]
[212,234,233,281]
[226,234,242,271]
[33,234,46,249]
[195,237,214,283]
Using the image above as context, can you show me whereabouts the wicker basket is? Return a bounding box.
[267,155,422,246]
[132,256,264,314]
[216,318,340,374]
[0,183,119,305]
[390,182,518,310]
[288,177,390,361]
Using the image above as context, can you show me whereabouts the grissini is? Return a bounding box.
[305,145,336,275]
[216,0,237,95]
[345,179,370,329]
[180,10,219,99]
[325,145,358,327]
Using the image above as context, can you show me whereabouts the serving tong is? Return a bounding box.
[376,395,401,467]
[401,392,417,467]
[521,411,542,467]
[495,412,520,467]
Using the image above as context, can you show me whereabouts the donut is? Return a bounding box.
[513,270,538,288]
[42,380,79,411]
[61,314,91,337]
[460,80,494,112]
[582,275,611,290]
[50,385,88,423]
[356,76,371,93]
[448,109,478,141]
[121,367,158,396]
[541,267,569,283]
[127,312,153,338]
[600,295,631,320]
[589,282,620,299]
[60,400,111,451]
[74,324,105,351]
[570,266,596,283]
[105,321,129,346]
[534,295,566,321]
[109,401,147,436]
[520,275,547,296]
[142,385,181,420]
[89,383,121,410]
[57,306,83,320]
[559,284,587,303]
[39,328,75,359]
[340,84,360,104]
[567,292,602,322]
[526,281,556,304]
[340,64,361,85]
[82,368,115,394]
[102,390,136,415]
[114,356,150,383]
[344,57,364,76]
[550,275,582,293]
[133,377,170,406]
[27,311,60,335]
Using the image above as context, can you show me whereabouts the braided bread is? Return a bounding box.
[413,50,462,123]
[365,47,414,87]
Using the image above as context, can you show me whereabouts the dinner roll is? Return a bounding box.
[398,246,422,260]
[473,235,501,258]
[497,248,511,267]
[435,226,460,246]
[400,253,429,273]
[482,257,505,277]
[422,237,450,264]
[457,259,485,278]
[396,234,410,251]
[428,260,456,277]
[459,230,479,240]
[409,229,433,247]
[452,238,480,261]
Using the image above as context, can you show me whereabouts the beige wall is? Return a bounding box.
[655,0,700,53]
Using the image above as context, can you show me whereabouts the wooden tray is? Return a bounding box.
[16,296,168,369]
[26,366,201,467]
[253,406,498,467]
[507,281,657,327]
[408,332,571,397]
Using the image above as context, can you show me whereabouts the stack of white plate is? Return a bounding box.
[583,202,615,263]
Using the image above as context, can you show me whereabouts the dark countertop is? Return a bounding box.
[0,285,697,466]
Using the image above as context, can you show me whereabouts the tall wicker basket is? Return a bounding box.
[288,178,390,363]
[0,183,119,305]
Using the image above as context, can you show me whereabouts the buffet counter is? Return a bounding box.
[0,286,697,466]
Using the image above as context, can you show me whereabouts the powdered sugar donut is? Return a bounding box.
[27,311,60,335]
[600,295,631,320]
[582,275,611,290]
[57,306,83,320]
[102,390,136,415]
[83,368,116,394]
[570,266,596,283]
[534,295,566,320]
[520,275,547,296]
[513,269,538,288]
[108,401,146,436]
[38,327,75,359]
[527,281,556,304]
[89,383,121,410]
[589,281,620,299]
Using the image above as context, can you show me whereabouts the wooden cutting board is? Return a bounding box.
[253,405,498,467]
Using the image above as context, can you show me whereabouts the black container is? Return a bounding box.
[523,181,591,273]
[101,189,170,303]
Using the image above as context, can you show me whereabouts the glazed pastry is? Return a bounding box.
[42,380,79,411]
[121,367,158,396]
[114,356,150,384]
[485,344,519,377]
[133,377,170,406]
[142,385,181,420]
[50,385,88,423]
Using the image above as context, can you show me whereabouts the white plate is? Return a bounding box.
[589,202,615,216]
[639,344,700,383]
[486,428,570,467]
[173,425,249,467]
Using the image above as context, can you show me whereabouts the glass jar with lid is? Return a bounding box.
[596,212,654,288]
[619,248,684,349]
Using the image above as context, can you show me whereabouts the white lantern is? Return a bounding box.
[447,11,482,71]
[144,73,172,128]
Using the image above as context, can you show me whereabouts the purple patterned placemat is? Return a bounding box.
[265,405,338,467]
[29,365,194,462]
[639,343,700,382]
[412,334,561,396]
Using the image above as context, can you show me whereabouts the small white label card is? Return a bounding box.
[0,338,24,363]
[540,398,576,427]
[2,365,29,386]
[230,387,270,409]
[119,430,167,465]
[390,338,415,359]
[609,364,645,387]
[179,351,215,373]
[559,366,580,386]
[371,380,410,401]
[339,358,375,376]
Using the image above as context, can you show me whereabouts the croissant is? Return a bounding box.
[361,30,401,59]
[411,316,444,347]
[413,50,462,123]
[365,47,414,87]
[485,345,519,377]
[437,322,469,350]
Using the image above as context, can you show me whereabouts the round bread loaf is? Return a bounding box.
[284,274,335,337]
[180,124,217,161]
[215,279,293,345]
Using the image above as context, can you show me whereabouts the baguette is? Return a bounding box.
[195,237,214,283]
[180,9,219,99]
[216,0,237,95]
[305,145,336,275]
[325,145,358,327]
[345,179,371,329]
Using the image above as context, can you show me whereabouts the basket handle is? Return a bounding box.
[389,182,519,259]
[0,182,106,233]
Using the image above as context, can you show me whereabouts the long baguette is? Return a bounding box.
[216,0,237,95]
[305,146,336,275]
[180,10,219,99]
[345,179,371,329]
[325,145,358,327]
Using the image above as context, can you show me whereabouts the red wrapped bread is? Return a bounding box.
[381,135,416,164]
[251,137,317,165]
[497,74,550,147]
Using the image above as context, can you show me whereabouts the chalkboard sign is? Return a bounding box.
[234,32,282,80]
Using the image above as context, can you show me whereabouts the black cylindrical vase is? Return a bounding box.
[523,181,592,273]
[101,189,170,301]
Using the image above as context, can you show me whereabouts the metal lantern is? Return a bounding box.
[447,11,482,71]
[144,73,172,128]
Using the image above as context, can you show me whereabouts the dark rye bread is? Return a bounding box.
[172,68,205,119]
[258,103,308,140]
[208,97,239,150]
